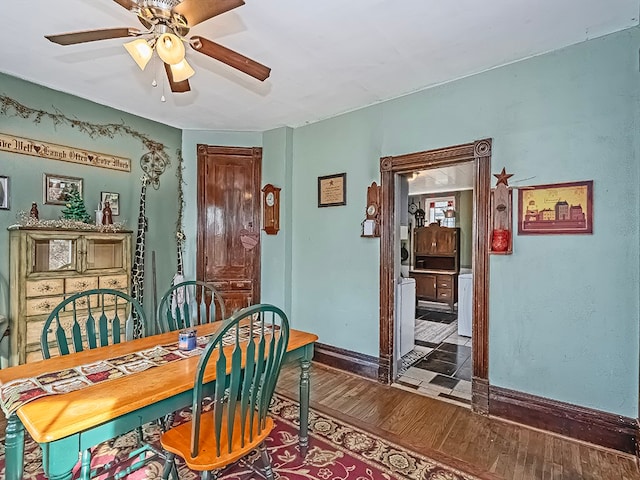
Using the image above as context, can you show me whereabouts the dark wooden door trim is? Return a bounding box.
[379,139,491,414]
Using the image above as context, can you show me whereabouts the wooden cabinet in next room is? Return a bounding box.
[410,223,460,311]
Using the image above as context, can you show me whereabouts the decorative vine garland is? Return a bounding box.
[0,94,171,169]
[175,148,186,249]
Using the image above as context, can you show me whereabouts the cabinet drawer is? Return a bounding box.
[437,288,452,301]
[67,294,98,311]
[26,279,64,298]
[26,296,65,316]
[101,290,129,307]
[65,276,98,293]
[436,275,453,289]
[99,274,128,290]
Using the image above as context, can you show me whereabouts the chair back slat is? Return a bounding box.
[112,314,121,344]
[226,341,243,451]
[98,310,109,347]
[189,304,290,461]
[156,280,226,334]
[85,310,97,350]
[71,315,83,354]
[239,334,255,447]
[55,316,70,356]
[40,289,146,359]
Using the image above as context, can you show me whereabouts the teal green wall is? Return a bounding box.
[0,73,182,330]
[291,106,384,357]
[286,27,640,417]
[261,127,294,317]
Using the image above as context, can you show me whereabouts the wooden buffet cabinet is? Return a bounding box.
[409,224,460,311]
[8,227,132,365]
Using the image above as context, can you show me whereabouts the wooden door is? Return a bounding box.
[197,145,261,316]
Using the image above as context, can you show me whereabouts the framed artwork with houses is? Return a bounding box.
[518,180,593,235]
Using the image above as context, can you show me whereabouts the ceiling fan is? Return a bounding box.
[45,0,271,93]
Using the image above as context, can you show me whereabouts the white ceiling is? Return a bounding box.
[407,163,475,195]
[1,1,638,131]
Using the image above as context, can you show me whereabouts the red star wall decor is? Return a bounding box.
[493,167,513,187]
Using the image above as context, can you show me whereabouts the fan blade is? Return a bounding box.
[173,0,245,27]
[164,63,191,93]
[46,28,142,46]
[191,36,270,81]
[112,0,137,11]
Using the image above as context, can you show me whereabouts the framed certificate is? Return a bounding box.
[318,173,346,207]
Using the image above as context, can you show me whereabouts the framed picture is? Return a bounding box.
[43,174,83,205]
[0,176,9,210]
[318,172,347,207]
[518,180,593,235]
[100,191,120,216]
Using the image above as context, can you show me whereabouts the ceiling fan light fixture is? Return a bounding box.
[170,58,195,82]
[124,38,153,70]
[156,32,185,65]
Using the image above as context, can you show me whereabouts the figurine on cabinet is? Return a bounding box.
[102,201,113,225]
[29,202,39,220]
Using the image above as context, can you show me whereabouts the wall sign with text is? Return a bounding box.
[0,132,131,172]
[318,172,346,207]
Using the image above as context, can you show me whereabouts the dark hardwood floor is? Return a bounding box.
[0,362,636,479]
[276,363,640,480]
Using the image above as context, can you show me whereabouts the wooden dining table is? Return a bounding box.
[0,322,318,480]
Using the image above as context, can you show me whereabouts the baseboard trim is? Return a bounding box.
[490,385,638,454]
[313,343,379,380]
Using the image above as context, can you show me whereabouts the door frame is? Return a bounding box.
[379,139,492,413]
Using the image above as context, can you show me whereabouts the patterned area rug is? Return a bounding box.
[0,394,481,480]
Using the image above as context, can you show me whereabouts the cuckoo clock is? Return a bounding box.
[361,181,381,237]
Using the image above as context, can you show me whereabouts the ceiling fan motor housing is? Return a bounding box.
[137,0,189,37]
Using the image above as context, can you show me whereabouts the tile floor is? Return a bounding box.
[394,306,472,408]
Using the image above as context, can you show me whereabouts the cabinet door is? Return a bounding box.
[414,274,437,300]
[29,235,80,273]
[84,236,127,272]
[414,227,437,255]
[434,228,456,255]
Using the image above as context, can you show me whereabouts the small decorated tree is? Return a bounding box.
[61,189,92,223]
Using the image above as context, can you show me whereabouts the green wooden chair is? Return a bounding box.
[40,288,156,480]
[160,303,290,480]
[40,288,144,358]
[156,280,226,334]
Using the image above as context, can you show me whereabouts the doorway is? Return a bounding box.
[395,165,475,407]
[196,145,262,316]
[379,139,492,414]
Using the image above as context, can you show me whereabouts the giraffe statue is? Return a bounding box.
[130,174,150,338]
[130,150,169,338]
